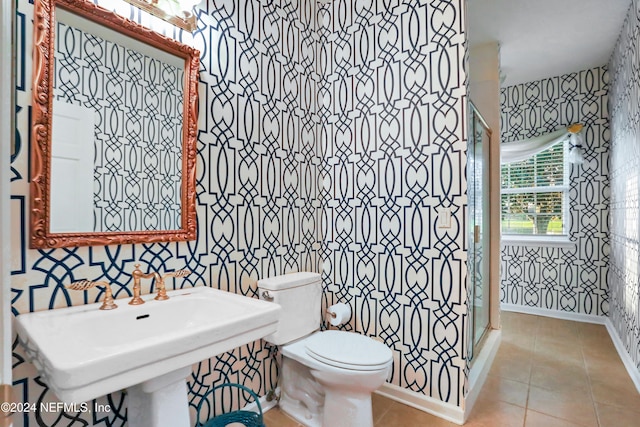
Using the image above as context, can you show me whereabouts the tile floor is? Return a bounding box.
[263,312,640,426]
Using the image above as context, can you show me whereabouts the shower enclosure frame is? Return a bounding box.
[468,102,493,362]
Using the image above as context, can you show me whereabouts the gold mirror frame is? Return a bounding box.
[30,0,199,249]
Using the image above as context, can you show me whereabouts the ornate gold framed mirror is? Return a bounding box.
[30,0,199,249]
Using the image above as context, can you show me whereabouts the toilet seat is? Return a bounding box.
[304,330,392,371]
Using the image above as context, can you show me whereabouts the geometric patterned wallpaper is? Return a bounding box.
[11,1,470,426]
[54,21,183,232]
[12,0,319,424]
[317,1,469,406]
[608,0,640,374]
[500,66,610,317]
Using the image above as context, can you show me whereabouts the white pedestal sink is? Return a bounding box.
[15,286,281,426]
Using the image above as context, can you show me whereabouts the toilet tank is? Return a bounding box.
[258,272,322,345]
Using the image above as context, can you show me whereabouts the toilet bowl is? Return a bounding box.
[280,331,392,427]
[258,273,393,427]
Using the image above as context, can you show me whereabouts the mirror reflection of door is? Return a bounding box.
[50,8,185,234]
[50,101,94,233]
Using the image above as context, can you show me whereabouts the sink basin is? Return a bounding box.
[15,286,281,405]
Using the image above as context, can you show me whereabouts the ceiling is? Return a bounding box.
[468,0,632,86]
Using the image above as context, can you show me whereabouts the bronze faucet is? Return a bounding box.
[129,264,155,305]
[66,280,117,310]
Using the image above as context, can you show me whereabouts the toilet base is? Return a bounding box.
[279,399,322,427]
[321,388,374,427]
[279,356,324,427]
[280,386,375,427]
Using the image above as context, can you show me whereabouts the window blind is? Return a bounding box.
[500,142,568,236]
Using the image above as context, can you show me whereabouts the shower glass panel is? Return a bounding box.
[468,103,491,360]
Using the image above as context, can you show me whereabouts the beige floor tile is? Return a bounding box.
[580,338,617,356]
[583,350,629,378]
[533,340,585,368]
[502,320,539,338]
[502,332,537,350]
[371,393,394,423]
[524,410,584,427]
[585,355,631,384]
[574,322,608,337]
[502,320,539,334]
[574,322,612,341]
[590,377,640,412]
[595,402,640,427]
[537,316,577,328]
[481,375,529,407]
[375,402,456,427]
[498,341,536,358]
[465,398,526,427]
[530,362,591,394]
[535,329,581,347]
[501,311,540,329]
[582,346,625,365]
[490,357,533,384]
[535,335,582,352]
[581,341,620,361]
[537,318,579,339]
[491,342,533,383]
[527,386,598,427]
[263,408,303,427]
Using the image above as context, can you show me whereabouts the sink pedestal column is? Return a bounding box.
[127,366,192,427]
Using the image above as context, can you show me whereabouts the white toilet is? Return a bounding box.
[258,272,393,427]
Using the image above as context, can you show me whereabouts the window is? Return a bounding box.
[501,141,568,236]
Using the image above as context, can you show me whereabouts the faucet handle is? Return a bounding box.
[154,270,191,301]
[67,280,118,310]
[163,269,191,279]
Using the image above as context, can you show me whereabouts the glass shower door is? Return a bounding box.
[468,104,491,360]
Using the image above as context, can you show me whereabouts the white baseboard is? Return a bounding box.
[464,329,501,422]
[375,382,465,425]
[604,319,640,394]
[245,387,280,414]
[500,303,606,325]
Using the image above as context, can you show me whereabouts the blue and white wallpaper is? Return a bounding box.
[608,0,640,375]
[317,0,470,406]
[11,0,471,425]
[53,20,184,232]
[500,66,610,317]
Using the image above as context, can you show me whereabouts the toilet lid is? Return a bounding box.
[305,331,392,371]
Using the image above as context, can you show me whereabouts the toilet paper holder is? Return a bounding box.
[326,303,351,326]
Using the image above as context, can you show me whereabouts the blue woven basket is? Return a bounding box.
[196,383,265,427]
